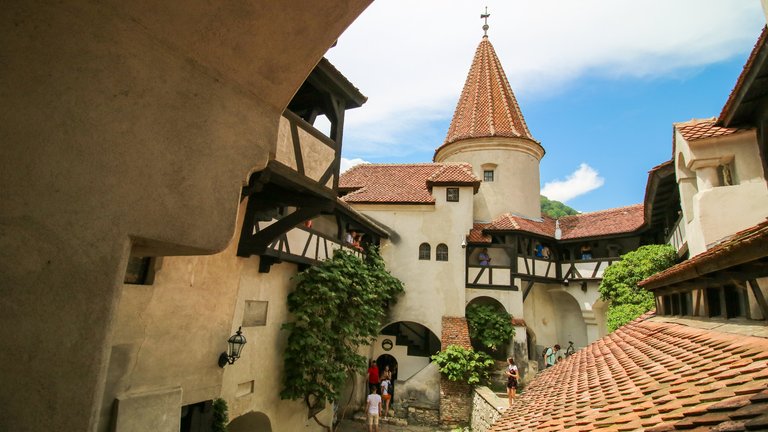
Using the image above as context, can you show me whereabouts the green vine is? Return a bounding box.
[280,247,404,429]
[431,345,494,385]
[465,304,515,353]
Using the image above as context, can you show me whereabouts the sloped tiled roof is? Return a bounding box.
[640,219,768,290]
[439,36,535,152]
[339,163,479,204]
[719,26,768,125]
[467,205,645,242]
[675,118,749,142]
[490,313,768,432]
[558,204,645,239]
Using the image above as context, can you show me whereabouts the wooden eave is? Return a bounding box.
[642,160,680,233]
[314,58,367,109]
[719,27,768,128]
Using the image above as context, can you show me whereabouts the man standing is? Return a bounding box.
[366,385,382,432]
[367,360,380,392]
[543,344,561,368]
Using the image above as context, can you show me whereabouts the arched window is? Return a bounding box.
[418,243,431,260]
[436,244,449,261]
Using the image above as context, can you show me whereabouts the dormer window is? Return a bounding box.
[483,170,494,182]
[446,188,459,202]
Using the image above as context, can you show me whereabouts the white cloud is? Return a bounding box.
[541,163,605,202]
[326,0,763,159]
[340,157,369,173]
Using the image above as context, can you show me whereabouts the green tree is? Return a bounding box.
[431,345,495,385]
[465,304,515,353]
[211,398,229,432]
[540,195,579,219]
[280,247,404,430]
[599,244,676,332]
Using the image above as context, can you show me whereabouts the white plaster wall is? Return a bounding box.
[436,137,544,221]
[0,1,371,430]
[675,129,768,256]
[370,335,430,382]
[466,288,525,318]
[106,200,330,432]
[352,185,475,333]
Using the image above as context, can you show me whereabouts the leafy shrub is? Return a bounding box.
[431,345,495,385]
[599,244,676,332]
[465,304,514,352]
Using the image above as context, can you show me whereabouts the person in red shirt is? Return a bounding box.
[367,360,380,393]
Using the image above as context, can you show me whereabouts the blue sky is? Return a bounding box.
[326,1,765,213]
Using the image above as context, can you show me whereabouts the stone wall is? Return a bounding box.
[471,386,506,432]
[439,377,472,426]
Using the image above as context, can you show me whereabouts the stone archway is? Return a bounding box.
[465,296,511,359]
[228,411,272,432]
[548,290,588,350]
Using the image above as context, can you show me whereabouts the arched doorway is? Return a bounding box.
[228,411,272,432]
[376,353,398,401]
[377,321,439,381]
[549,291,588,350]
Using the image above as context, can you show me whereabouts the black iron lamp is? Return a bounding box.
[218,327,247,368]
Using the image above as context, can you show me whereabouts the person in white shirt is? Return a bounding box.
[366,385,382,432]
[380,377,391,418]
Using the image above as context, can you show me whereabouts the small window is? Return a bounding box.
[436,244,449,261]
[717,163,736,186]
[419,243,431,260]
[124,256,155,285]
[446,187,459,202]
[724,285,746,318]
[483,170,494,182]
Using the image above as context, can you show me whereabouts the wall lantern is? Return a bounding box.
[218,326,247,368]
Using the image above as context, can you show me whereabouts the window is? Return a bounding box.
[483,170,494,182]
[446,187,459,202]
[717,163,736,186]
[436,244,449,261]
[419,243,431,260]
[124,256,155,285]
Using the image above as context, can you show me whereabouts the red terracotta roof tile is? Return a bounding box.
[438,36,536,152]
[338,163,479,204]
[489,313,768,432]
[558,204,645,239]
[675,118,749,142]
[719,26,768,125]
[640,219,768,289]
[467,205,645,242]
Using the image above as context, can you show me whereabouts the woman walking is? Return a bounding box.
[505,357,519,406]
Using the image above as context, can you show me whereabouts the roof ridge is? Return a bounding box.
[559,203,643,219]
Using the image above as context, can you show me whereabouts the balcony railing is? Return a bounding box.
[666,215,687,256]
[258,218,363,267]
[466,256,618,290]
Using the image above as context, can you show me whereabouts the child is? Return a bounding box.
[380,377,391,418]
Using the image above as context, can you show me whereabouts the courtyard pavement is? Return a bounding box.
[335,418,463,431]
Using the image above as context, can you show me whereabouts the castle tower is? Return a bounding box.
[434,34,544,221]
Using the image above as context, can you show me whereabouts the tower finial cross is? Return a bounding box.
[480,6,490,36]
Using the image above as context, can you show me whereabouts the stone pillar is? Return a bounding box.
[439,377,472,426]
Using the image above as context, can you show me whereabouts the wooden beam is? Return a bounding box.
[522,279,535,302]
[241,207,318,256]
[748,279,768,320]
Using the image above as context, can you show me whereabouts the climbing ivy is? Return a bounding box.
[211,398,228,432]
[465,303,515,353]
[431,344,495,385]
[280,247,404,429]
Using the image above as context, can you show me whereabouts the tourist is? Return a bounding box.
[543,344,561,368]
[380,376,392,418]
[505,357,519,406]
[580,244,592,260]
[478,248,491,266]
[366,385,382,432]
[367,360,380,393]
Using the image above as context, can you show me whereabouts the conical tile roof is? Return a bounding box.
[441,36,535,147]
